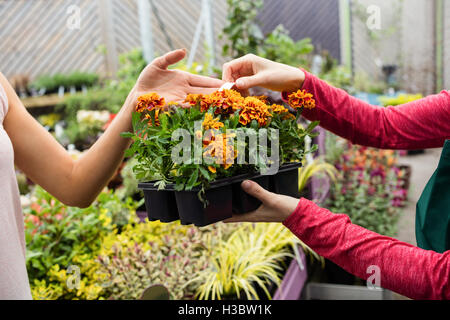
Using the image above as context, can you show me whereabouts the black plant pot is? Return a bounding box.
[138,163,301,227]
[175,180,233,227]
[271,162,302,198]
[232,175,270,214]
[138,183,179,223]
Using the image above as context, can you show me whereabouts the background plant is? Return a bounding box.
[25,186,140,299]
[187,223,298,300]
[326,136,407,236]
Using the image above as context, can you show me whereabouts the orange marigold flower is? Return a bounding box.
[271,104,289,114]
[255,95,268,104]
[144,110,161,127]
[202,113,224,131]
[287,90,315,110]
[184,94,203,106]
[282,113,296,120]
[136,92,165,113]
[208,166,217,173]
[239,97,272,127]
[203,134,237,169]
[210,89,245,114]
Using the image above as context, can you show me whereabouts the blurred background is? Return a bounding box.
[1,0,448,93]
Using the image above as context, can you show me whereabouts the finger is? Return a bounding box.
[222,61,234,82]
[241,180,273,203]
[222,55,255,82]
[188,73,225,88]
[152,49,186,70]
[235,73,266,90]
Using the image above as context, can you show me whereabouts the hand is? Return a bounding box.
[134,49,224,103]
[222,54,305,93]
[225,180,300,223]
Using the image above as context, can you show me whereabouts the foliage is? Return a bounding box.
[96,223,223,300]
[298,158,338,193]
[379,93,423,107]
[187,223,298,300]
[352,72,387,95]
[25,186,140,299]
[56,49,147,148]
[257,25,314,67]
[326,139,407,236]
[30,72,99,93]
[319,65,354,94]
[27,184,320,300]
[222,0,314,70]
[222,0,265,58]
[124,90,318,204]
[324,132,347,164]
[37,113,62,130]
[115,157,142,200]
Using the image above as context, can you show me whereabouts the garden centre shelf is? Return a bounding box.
[138,163,302,227]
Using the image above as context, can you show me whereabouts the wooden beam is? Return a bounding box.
[21,94,65,109]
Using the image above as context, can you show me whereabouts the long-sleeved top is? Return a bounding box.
[282,71,450,300]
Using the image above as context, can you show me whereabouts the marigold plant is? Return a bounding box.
[123,89,318,202]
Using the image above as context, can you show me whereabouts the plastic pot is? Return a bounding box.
[271,162,302,198]
[232,175,270,214]
[175,180,233,227]
[138,163,301,227]
[138,183,179,223]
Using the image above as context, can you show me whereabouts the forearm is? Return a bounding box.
[69,88,137,207]
[286,71,450,150]
[283,199,450,300]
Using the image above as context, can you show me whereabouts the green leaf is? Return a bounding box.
[186,169,199,190]
[120,132,135,138]
[198,166,212,180]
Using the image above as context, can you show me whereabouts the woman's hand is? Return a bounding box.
[134,49,224,103]
[225,180,300,223]
[222,54,305,93]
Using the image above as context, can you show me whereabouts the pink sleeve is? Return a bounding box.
[284,71,450,150]
[283,198,450,300]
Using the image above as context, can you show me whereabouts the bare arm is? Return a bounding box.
[3,49,223,207]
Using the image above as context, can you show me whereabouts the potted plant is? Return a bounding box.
[123,89,318,226]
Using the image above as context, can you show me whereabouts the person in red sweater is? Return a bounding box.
[222,54,450,300]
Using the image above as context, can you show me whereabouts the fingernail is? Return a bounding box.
[236,79,244,87]
[241,180,251,189]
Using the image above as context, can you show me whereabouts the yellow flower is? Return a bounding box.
[203,134,237,170]
[271,104,289,114]
[202,113,224,131]
[208,166,217,173]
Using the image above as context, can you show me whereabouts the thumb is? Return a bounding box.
[241,180,272,203]
[152,49,186,70]
[235,73,265,90]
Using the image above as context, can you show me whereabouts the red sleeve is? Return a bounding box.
[283,198,450,300]
[284,71,450,150]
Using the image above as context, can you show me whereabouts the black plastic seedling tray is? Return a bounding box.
[138,162,302,227]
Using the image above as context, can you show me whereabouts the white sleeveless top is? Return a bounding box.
[0,84,32,299]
